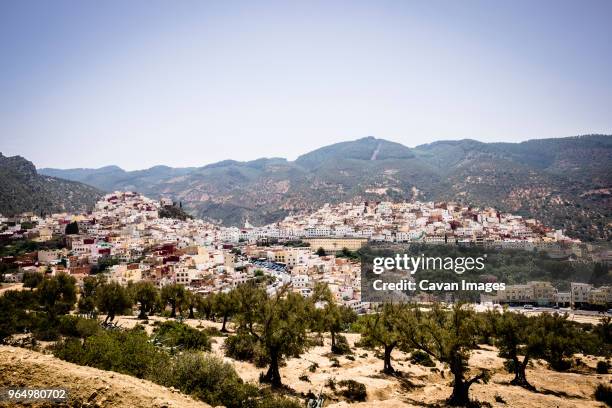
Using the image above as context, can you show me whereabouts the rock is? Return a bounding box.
[88,391,98,401]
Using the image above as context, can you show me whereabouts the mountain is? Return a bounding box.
[0,153,102,216]
[39,135,612,241]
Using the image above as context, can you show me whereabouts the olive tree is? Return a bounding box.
[132,281,159,320]
[95,281,132,323]
[246,285,310,387]
[403,303,489,406]
[359,302,409,374]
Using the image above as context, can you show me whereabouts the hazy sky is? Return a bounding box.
[1,0,611,170]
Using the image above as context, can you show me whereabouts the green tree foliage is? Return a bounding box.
[37,273,77,318]
[64,221,79,235]
[402,303,489,406]
[181,290,198,319]
[195,293,214,320]
[241,285,311,387]
[22,271,43,290]
[232,281,267,332]
[311,283,357,354]
[54,327,168,379]
[532,312,581,371]
[78,275,104,317]
[95,281,132,323]
[161,284,185,318]
[493,311,544,390]
[152,321,211,351]
[156,352,301,408]
[315,247,326,256]
[213,291,237,332]
[132,281,159,320]
[359,302,409,374]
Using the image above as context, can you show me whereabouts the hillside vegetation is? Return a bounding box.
[0,153,101,216]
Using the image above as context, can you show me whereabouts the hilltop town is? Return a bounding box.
[1,191,610,311]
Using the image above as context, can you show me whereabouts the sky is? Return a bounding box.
[0,0,611,170]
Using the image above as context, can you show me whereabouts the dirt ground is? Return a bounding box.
[0,283,23,296]
[108,315,611,407]
[0,345,210,408]
[1,314,610,407]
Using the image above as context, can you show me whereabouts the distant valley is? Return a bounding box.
[37,135,611,242]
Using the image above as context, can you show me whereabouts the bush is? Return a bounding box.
[308,362,319,372]
[594,383,612,406]
[224,331,258,361]
[337,379,367,402]
[330,357,341,367]
[57,316,100,339]
[326,377,337,391]
[596,360,610,374]
[156,352,250,407]
[299,374,310,382]
[32,314,61,341]
[152,321,211,351]
[410,350,435,367]
[332,334,352,355]
[53,328,169,379]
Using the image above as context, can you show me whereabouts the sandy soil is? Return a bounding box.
[5,314,610,407]
[0,283,24,296]
[0,346,211,408]
[107,315,611,407]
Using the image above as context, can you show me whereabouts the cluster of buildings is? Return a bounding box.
[255,201,581,252]
[491,281,612,309]
[1,192,610,311]
[0,192,366,312]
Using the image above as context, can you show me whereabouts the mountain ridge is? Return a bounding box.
[0,153,102,216]
[37,135,612,241]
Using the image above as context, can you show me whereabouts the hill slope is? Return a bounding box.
[0,345,210,408]
[0,153,102,216]
[39,135,612,241]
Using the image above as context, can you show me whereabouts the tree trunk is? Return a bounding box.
[105,312,115,324]
[510,356,535,390]
[383,344,395,374]
[448,377,470,406]
[189,305,195,319]
[448,357,469,406]
[138,305,148,320]
[331,331,336,353]
[221,314,228,332]
[262,349,282,387]
[170,301,176,318]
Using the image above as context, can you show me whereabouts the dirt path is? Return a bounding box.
[0,346,210,408]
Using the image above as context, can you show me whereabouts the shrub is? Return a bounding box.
[152,321,211,351]
[53,328,169,379]
[57,316,100,339]
[596,360,610,374]
[594,383,612,406]
[299,374,310,382]
[330,357,341,367]
[156,352,251,407]
[337,379,367,402]
[494,394,506,403]
[325,377,337,391]
[224,331,258,361]
[410,350,435,367]
[308,362,319,372]
[32,314,61,341]
[332,334,352,355]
